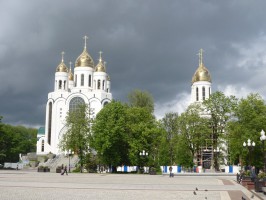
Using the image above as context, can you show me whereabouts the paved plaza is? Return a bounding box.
[0,170,263,200]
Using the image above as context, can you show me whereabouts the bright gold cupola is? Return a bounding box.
[56,52,68,72]
[192,49,212,83]
[75,36,94,68]
[95,51,106,72]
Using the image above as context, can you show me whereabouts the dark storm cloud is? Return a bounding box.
[1,0,266,126]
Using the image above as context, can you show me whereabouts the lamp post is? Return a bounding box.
[139,150,148,173]
[68,150,73,173]
[243,139,255,166]
[260,130,266,172]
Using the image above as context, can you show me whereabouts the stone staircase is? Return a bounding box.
[39,154,79,173]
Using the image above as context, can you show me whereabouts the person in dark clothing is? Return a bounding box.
[169,166,174,177]
[61,165,68,175]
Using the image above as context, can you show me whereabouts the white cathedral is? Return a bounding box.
[37,37,112,155]
[36,43,212,158]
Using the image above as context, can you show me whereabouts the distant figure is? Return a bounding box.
[61,165,68,175]
[169,166,174,177]
[16,164,18,170]
[251,166,256,182]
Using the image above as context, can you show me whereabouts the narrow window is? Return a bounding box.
[202,87,206,100]
[64,80,66,90]
[102,80,105,90]
[48,102,52,145]
[97,80,101,89]
[59,80,62,89]
[209,87,211,96]
[81,74,84,86]
[196,87,199,101]
[74,75,77,87]
[89,75,92,87]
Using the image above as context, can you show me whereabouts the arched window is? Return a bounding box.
[59,80,62,89]
[64,80,66,90]
[69,97,85,112]
[209,87,211,96]
[202,87,206,100]
[103,101,109,106]
[48,102,52,145]
[81,74,84,86]
[97,80,101,90]
[89,75,92,87]
[74,75,77,87]
[196,87,199,101]
[102,80,105,90]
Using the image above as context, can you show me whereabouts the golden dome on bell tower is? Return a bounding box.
[56,51,68,72]
[192,49,212,83]
[95,51,106,72]
[75,36,94,68]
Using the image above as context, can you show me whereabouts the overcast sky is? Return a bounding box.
[1,0,266,127]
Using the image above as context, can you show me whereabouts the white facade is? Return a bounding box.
[37,39,112,155]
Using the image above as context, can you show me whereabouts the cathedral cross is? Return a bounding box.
[61,51,65,62]
[99,51,103,61]
[83,35,88,49]
[198,48,204,66]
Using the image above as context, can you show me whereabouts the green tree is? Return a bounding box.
[159,112,179,165]
[128,89,154,113]
[178,103,209,167]
[91,101,129,171]
[0,120,37,164]
[126,107,160,169]
[59,104,92,172]
[227,93,266,167]
[203,91,238,170]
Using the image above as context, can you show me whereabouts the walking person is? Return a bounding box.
[169,166,173,177]
[61,165,68,175]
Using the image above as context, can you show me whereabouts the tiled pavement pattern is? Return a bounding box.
[0,170,264,200]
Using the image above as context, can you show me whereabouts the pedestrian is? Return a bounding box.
[169,166,173,177]
[61,165,68,175]
[251,166,256,182]
[61,164,64,175]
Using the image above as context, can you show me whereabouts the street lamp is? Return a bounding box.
[243,139,255,166]
[139,150,148,173]
[260,129,266,172]
[67,150,73,173]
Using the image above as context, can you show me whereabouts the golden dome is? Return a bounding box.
[192,63,211,83]
[68,67,74,81]
[56,52,68,72]
[95,51,106,72]
[75,36,94,68]
[192,49,211,83]
[75,48,94,68]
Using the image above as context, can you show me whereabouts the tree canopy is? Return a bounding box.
[59,104,92,172]
[127,89,154,113]
[0,116,37,164]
